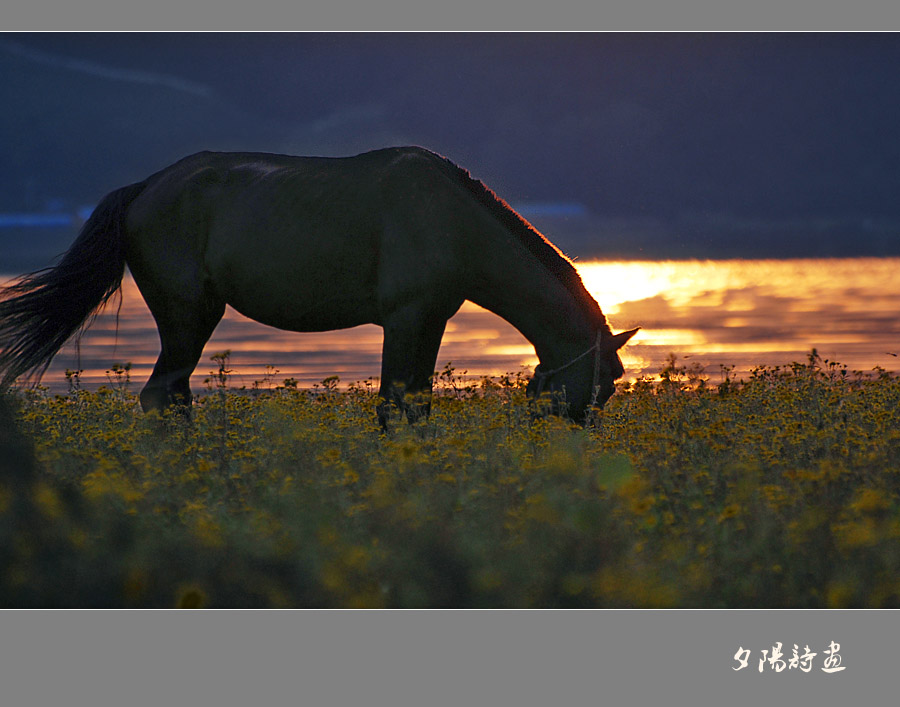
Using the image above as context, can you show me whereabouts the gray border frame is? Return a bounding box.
[1,610,896,706]
[3,1,900,705]
[4,0,900,31]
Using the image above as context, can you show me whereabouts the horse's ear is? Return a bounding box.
[603,327,640,352]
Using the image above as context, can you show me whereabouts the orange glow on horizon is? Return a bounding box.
[4,257,900,392]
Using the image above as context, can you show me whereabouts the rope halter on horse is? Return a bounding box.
[531,331,607,406]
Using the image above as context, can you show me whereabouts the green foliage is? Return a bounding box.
[3,351,900,607]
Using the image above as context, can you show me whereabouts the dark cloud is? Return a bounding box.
[3,33,900,268]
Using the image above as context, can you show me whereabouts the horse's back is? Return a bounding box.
[123,147,473,331]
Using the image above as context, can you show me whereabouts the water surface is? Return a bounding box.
[5,257,898,392]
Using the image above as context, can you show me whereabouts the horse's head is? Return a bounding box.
[591,327,640,407]
[527,327,639,423]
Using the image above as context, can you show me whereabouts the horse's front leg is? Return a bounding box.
[377,307,450,429]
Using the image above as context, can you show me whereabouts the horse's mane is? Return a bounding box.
[438,154,610,333]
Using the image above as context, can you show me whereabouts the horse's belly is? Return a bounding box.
[206,227,381,331]
[219,273,377,331]
[213,264,379,332]
[229,295,379,332]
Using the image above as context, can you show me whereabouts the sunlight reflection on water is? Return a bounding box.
[4,257,899,392]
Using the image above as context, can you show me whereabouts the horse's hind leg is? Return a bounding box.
[139,294,225,414]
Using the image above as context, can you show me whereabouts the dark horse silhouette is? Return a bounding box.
[0,147,637,425]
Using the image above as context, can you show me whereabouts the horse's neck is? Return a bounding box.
[466,252,596,368]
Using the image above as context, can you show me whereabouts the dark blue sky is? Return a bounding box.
[2,33,900,267]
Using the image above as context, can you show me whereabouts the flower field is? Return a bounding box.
[2,352,900,608]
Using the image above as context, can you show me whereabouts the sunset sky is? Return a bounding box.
[2,32,900,270]
[3,33,899,387]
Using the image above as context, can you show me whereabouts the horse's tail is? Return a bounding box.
[0,181,147,388]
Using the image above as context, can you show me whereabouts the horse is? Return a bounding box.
[0,146,637,426]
